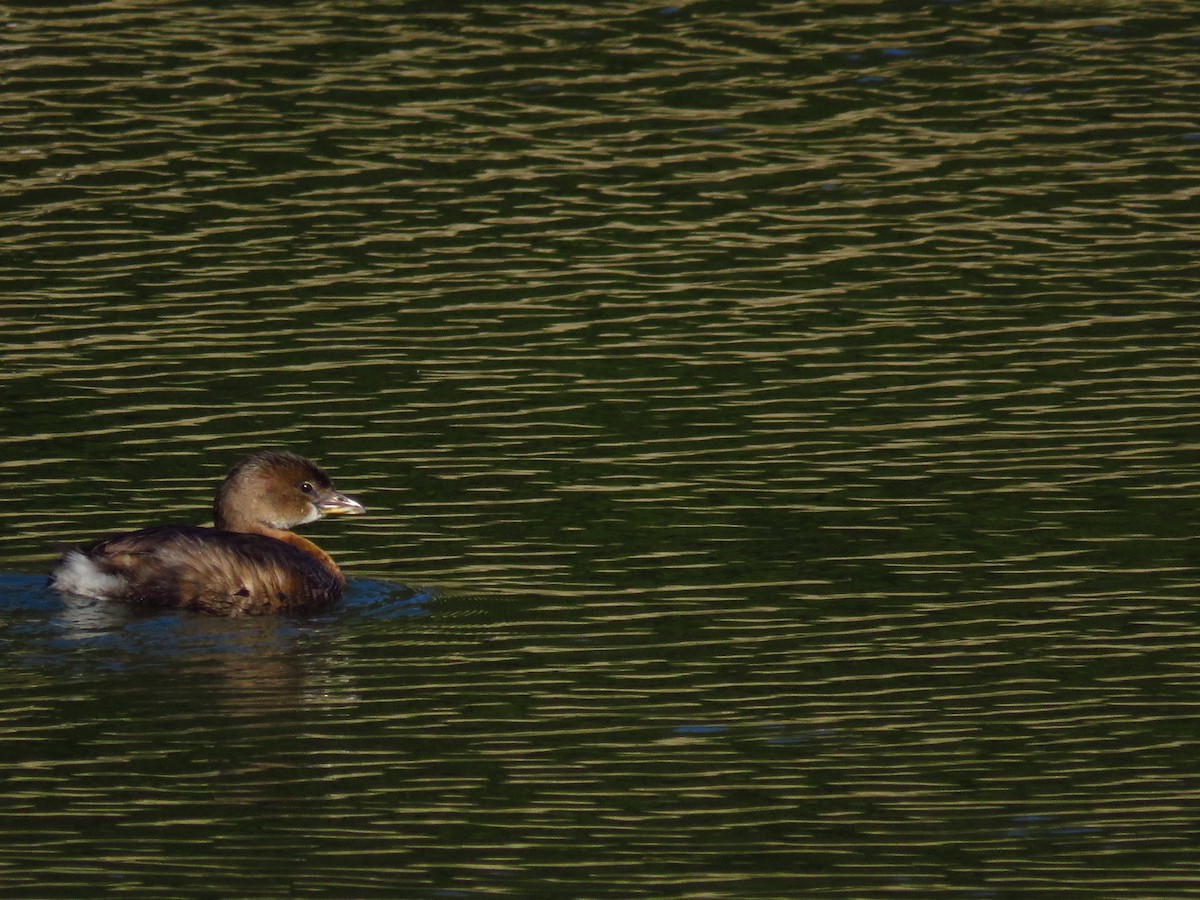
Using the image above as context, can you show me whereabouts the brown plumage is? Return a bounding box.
[50,450,365,616]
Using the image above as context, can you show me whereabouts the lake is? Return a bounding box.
[2,1,1200,895]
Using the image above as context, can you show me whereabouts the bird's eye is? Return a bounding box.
[300,482,315,495]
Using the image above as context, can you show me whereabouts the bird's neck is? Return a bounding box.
[265,528,344,582]
[218,516,344,583]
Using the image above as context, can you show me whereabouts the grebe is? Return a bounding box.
[50,450,365,616]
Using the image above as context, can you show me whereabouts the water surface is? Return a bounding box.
[3,1,1200,895]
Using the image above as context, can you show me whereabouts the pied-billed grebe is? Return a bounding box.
[50,450,365,616]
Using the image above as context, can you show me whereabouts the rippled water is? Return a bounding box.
[3,1,1200,895]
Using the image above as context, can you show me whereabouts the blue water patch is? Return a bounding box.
[762,726,838,746]
[0,571,60,613]
[1007,813,1102,840]
[673,724,729,735]
[341,578,437,620]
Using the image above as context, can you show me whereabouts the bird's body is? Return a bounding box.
[49,450,364,616]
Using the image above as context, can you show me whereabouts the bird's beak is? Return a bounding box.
[317,492,366,516]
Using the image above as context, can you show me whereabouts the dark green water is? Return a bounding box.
[3,1,1200,895]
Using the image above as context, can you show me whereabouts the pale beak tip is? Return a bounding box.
[318,494,366,516]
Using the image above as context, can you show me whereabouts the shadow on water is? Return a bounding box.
[0,571,436,673]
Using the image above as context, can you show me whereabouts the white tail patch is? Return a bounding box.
[50,550,128,600]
